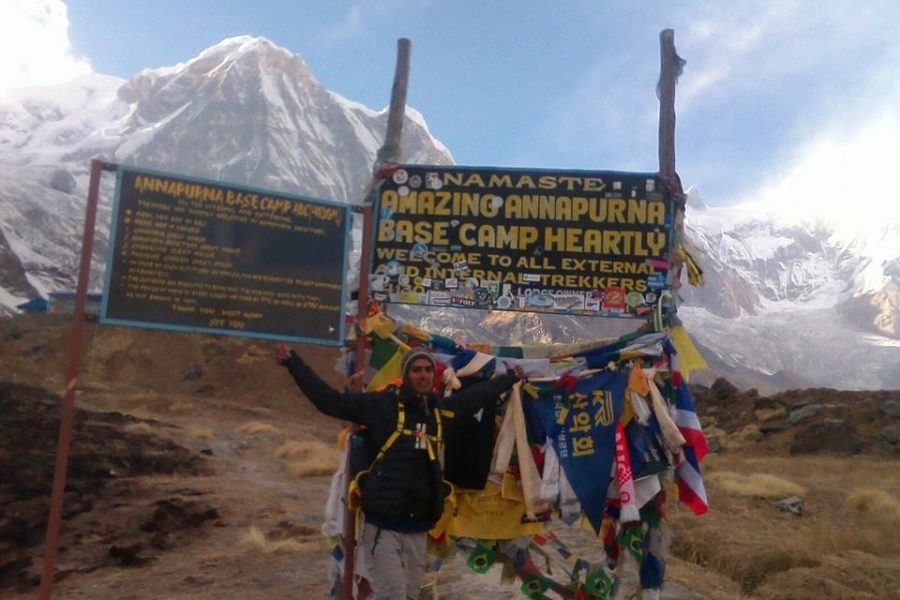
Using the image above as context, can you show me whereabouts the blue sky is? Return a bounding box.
[3,0,900,216]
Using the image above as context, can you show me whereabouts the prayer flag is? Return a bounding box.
[528,370,628,533]
[366,338,407,391]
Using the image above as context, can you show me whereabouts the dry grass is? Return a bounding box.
[186,425,214,440]
[167,400,195,415]
[275,440,339,479]
[845,488,900,526]
[238,526,313,554]
[126,405,155,421]
[667,557,753,600]
[82,329,134,380]
[704,425,726,438]
[236,345,269,364]
[703,424,762,453]
[235,421,282,436]
[672,511,820,594]
[706,471,805,498]
[124,422,157,436]
[753,407,786,422]
[78,380,117,393]
[754,551,900,600]
[719,424,761,451]
[671,454,900,598]
[806,515,896,558]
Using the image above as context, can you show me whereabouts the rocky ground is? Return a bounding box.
[692,377,900,457]
[1,313,898,599]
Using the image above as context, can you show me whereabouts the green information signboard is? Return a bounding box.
[102,166,351,345]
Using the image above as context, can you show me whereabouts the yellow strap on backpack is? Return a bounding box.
[347,397,447,536]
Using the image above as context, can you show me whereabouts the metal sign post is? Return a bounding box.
[38,158,115,600]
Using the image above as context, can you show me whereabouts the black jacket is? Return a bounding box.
[283,351,518,531]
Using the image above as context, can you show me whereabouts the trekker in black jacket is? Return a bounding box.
[275,345,522,600]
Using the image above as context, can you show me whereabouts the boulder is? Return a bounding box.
[753,396,784,411]
[181,365,203,382]
[49,169,76,194]
[878,424,900,445]
[880,400,900,419]
[790,419,863,455]
[773,496,804,516]
[788,403,824,425]
[710,378,738,401]
[759,419,790,434]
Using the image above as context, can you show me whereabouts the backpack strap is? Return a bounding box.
[371,396,449,462]
[370,399,407,464]
[347,395,454,536]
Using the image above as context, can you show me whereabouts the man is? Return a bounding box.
[275,344,522,600]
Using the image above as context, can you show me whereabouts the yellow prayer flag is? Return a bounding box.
[628,363,651,396]
[367,347,406,391]
[364,311,398,339]
[669,326,708,381]
[447,481,545,540]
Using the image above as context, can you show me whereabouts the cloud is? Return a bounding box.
[648,1,900,210]
[740,109,900,229]
[313,4,366,48]
[678,1,900,111]
[0,0,91,93]
[681,0,900,215]
[677,3,794,108]
[312,0,432,49]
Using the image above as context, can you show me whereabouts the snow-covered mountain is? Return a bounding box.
[0,36,896,390]
[0,36,451,302]
[676,191,899,390]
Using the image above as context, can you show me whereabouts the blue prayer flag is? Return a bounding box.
[527,370,627,533]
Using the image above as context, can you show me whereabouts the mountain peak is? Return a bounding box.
[128,35,310,86]
[684,186,706,211]
[197,35,296,62]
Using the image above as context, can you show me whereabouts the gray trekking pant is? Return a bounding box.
[359,521,427,600]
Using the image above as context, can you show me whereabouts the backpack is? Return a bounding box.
[346,387,455,532]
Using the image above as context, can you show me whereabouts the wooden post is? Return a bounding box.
[354,37,412,387]
[377,38,412,164]
[346,38,412,599]
[38,159,113,600]
[657,29,685,331]
[658,29,678,178]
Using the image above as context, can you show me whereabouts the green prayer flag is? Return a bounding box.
[465,543,497,574]
[618,524,644,563]
[585,567,614,598]
[520,574,550,599]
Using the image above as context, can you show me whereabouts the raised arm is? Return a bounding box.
[443,365,523,418]
[276,345,370,424]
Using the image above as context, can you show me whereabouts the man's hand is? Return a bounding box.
[506,363,526,382]
[275,344,292,365]
[347,370,366,392]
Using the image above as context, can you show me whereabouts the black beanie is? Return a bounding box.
[401,348,436,380]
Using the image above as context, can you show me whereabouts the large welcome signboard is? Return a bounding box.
[101,166,350,345]
[371,165,673,317]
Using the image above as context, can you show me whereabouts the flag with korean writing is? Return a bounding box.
[528,370,627,534]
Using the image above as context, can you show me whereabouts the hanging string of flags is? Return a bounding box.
[322,305,709,598]
[331,34,703,597]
